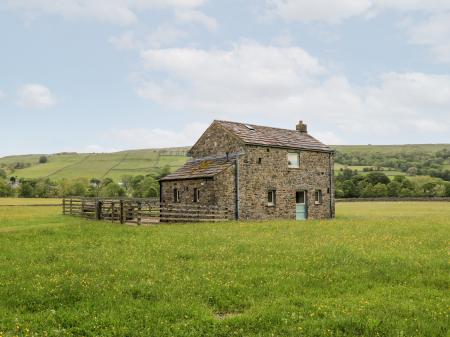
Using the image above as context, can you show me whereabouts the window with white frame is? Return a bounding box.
[287,153,299,168]
[173,188,180,203]
[268,190,276,206]
[193,188,200,202]
[315,190,322,204]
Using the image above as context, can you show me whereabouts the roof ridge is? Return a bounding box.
[215,119,299,133]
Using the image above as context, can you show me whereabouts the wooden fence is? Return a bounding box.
[62,197,230,224]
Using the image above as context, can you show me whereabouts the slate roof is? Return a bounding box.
[215,120,333,152]
[160,155,235,181]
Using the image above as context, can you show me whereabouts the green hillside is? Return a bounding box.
[0,148,190,181]
[1,144,449,182]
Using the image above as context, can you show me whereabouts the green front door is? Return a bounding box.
[296,191,307,220]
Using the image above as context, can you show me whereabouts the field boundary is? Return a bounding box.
[0,204,62,207]
[336,197,450,202]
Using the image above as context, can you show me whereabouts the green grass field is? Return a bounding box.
[0,199,448,337]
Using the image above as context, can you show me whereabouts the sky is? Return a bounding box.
[0,0,449,157]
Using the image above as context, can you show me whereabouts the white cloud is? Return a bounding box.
[134,42,450,143]
[266,0,372,24]
[266,0,450,23]
[407,13,450,63]
[107,122,208,149]
[4,0,206,25]
[109,25,188,50]
[175,9,218,31]
[17,84,57,109]
[265,1,450,64]
[409,119,448,133]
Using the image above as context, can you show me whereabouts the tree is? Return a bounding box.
[89,178,101,197]
[361,184,375,198]
[132,176,159,198]
[100,182,125,198]
[120,175,133,195]
[18,181,35,198]
[421,182,439,197]
[39,156,48,164]
[399,188,413,197]
[0,179,13,197]
[372,183,388,197]
[156,165,171,180]
[445,183,450,197]
[341,180,359,198]
[407,167,418,176]
[0,168,6,179]
[365,172,390,185]
[387,181,401,197]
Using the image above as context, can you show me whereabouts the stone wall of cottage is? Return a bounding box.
[160,166,236,220]
[238,145,335,220]
[213,164,236,219]
[160,178,216,205]
[189,122,244,158]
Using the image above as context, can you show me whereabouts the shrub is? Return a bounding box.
[39,156,48,164]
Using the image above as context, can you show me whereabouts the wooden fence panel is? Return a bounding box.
[62,197,230,224]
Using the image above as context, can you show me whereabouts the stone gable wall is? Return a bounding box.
[238,145,334,220]
[189,123,244,158]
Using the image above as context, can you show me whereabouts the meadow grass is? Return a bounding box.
[0,201,448,337]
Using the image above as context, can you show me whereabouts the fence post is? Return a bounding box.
[137,201,142,225]
[120,200,124,224]
[95,200,103,220]
[62,198,66,215]
[111,202,115,223]
[70,198,73,215]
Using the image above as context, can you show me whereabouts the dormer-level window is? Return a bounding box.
[288,153,299,168]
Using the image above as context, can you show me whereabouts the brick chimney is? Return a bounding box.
[296,121,307,133]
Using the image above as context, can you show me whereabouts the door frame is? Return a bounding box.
[295,190,308,220]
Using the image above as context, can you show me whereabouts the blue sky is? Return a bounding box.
[0,0,449,156]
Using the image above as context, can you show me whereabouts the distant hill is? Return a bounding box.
[1,144,449,181]
[0,147,190,181]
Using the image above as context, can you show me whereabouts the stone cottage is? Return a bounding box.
[159,120,335,220]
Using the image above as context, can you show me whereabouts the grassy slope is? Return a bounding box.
[1,144,449,181]
[0,148,190,181]
[0,200,448,337]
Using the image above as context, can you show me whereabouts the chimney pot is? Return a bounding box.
[296,121,307,133]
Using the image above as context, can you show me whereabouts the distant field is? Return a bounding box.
[0,148,190,181]
[332,144,450,154]
[1,144,449,182]
[0,200,448,336]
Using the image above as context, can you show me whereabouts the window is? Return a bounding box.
[315,190,322,204]
[296,191,305,204]
[193,188,200,202]
[268,190,276,206]
[258,158,262,164]
[173,188,180,203]
[287,153,299,168]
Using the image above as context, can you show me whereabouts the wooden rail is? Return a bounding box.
[62,197,230,224]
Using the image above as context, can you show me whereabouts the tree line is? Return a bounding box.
[336,169,450,198]
[0,166,170,198]
[335,148,450,182]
